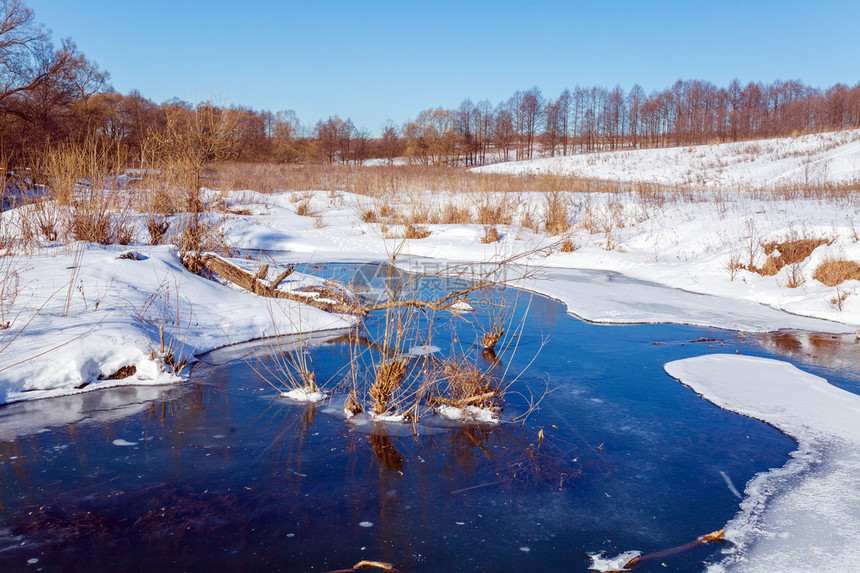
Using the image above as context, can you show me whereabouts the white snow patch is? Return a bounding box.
[587,550,642,572]
[369,412,406,423]
[436,404,500,424]
[280,387,327,403]
[449,301,474,312]
[664,354,860,572]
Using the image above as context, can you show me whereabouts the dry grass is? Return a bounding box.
[146,214,171,245]
[475,194,514,225]
[295,200,314,217]
[172,215,233,273]
[480,327,504,350]
[210,163,643,199]
[368,358,409,415]
[431,359,502,411]
[440,202,470,224]
[813,259,860,286]
[559,237,578,252]
[543,191,570,235]
[752,237,830,276]
[480,226,501,244]
[400,223,431,240]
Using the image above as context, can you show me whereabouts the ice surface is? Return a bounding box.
[405,344,441,356]
[664,354,860,572]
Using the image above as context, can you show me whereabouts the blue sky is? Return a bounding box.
[29,0,860,134]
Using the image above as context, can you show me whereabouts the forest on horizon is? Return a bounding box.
[2,0,860,171]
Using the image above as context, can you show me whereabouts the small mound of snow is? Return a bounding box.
[280,387,327,403]
[449,301,474,312]
[587,550,641,572]
[436,404,500,424]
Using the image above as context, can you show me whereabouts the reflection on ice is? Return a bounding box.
[0,384,175,442]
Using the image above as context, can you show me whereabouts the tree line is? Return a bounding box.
[2,0,859,170]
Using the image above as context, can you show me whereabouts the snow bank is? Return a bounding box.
[0,244,353,404]
[474,129,860,189]
[664,354,860,572]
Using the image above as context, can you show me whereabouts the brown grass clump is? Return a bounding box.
[434,360,501,410]
[753,238,829,276]
[813,259,860,286]
[480,226,501,244]
[345,391,364,417]
[559,237,578,252]
[369,358,409,414]
[543,191,570,235]
[480,327,504,350]
[475,195,513,226]
[296,200,314,217]
[402,223,431,239]
[66,193,124,245]
[441,202,470,224]
[146,214,171,245]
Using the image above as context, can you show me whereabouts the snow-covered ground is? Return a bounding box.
[474,129,860,189]
[665,355,860,572]
[2,130,860,571]
[0,244,352,403]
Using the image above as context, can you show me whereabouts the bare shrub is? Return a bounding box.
[726,249,742,281]
[828,287,850,311]
[814,259,860,286]
[780,261,806,288]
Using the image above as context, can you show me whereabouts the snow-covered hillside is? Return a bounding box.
[474,129,860,189]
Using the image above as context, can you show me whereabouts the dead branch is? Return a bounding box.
[200,254,365,314]
[199,254,504,316]
[622,529,725,570]
[324,560,401,573]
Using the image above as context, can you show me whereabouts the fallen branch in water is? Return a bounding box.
[620,529,725,571]
[325,560,401,573]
